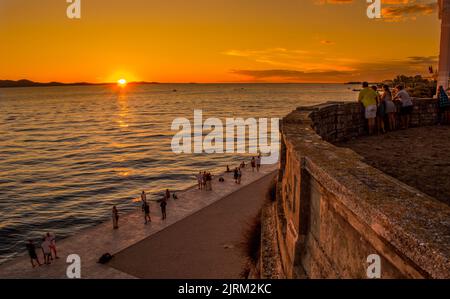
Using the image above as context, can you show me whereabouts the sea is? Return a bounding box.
[0,83,357,264]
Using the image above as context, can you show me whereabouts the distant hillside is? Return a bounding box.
[0,79,102,88]
[0,80,162,88]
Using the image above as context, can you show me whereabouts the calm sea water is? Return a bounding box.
[0,83,356,264]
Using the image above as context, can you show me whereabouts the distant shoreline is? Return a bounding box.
[0,80,359,88]
[0,80,162,89]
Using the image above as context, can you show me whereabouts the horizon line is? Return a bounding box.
[0,79,369,86]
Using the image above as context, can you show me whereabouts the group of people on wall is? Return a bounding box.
[358,82,450,135]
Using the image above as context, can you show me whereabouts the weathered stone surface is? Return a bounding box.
[264,99,450,279]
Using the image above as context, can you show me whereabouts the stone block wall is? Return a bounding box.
[309,98,439,142]
[267,99,450,279]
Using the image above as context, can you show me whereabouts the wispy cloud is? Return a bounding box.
[229,56,438,82]
[320,40,336,45]
[223,47,355,72]
[231,69,351,82]
[315,0,437,21]
[382,1,437,21]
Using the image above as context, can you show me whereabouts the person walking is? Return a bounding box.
[26,240,41,268]
[207,172,213,191]
[251,157,256,172]
[112,206,119,229]
[237,168,242,184]
[159,196,167,220]
[142,200,152,224]
[233,167,239,183]
[165,189,171,200]
[256,154,261,172]
[141,191,147,203]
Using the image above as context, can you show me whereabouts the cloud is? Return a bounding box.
[314,0,437,21]
[407,55,438,64]
[320,40,336,45]
[223,47,354,72]
[382,1,437,21]
[230,56,438,82]
[230,69,351,82]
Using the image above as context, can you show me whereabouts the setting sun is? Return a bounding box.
[117,79,127,87]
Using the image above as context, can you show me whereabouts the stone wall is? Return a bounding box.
[265,99,450,279]
[310,98,438,142]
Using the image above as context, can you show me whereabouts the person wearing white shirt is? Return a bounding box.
[394,85,413,129]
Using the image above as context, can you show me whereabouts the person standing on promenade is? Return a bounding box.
[256,154,261,172]
[41,236,52,265]
[165,189,171,200]
[237,168,242,184]
[394,85,413,129]
[112,206,119,229]
[358,82,378,135]
[159,196,167,220]
[373,85,386,134]
[251,157,256,172]
[207,172,211,190]
[382,85,396,131]
[196,171,203,190]
[26,240,41,268]
[233,167,239,183]
[142,200,152,224]
[437,85,450,124]
[45,232,59,259]
[202,171,207,190]
[141,191,147,203]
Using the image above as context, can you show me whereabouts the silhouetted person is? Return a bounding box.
[141,191,147,203]
[165,189,171,200]
[251,157,256,172]
[26,240,41,268]
[112,206,119,229]
[196,171,202,189]
[142,200,151,224]
[160,197,167,220]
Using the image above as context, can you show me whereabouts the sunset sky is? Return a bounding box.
[0,0,441,83]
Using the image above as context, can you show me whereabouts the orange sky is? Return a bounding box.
[0,0,441,83]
